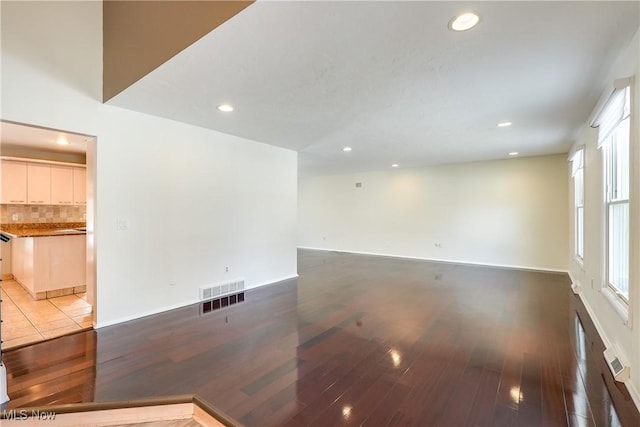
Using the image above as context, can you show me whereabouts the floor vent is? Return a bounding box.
[604,347,630,382]
[200,292,245,315]
[199,279,245,300]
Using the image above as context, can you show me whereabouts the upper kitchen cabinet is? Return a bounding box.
[27,163,51,204]
[1,160,28,204]
[51,165,74,205]
[73,167,86,205]
[1,158,86,205]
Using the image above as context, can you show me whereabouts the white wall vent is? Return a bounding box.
[604,347,630,382]
[199,279,245,300]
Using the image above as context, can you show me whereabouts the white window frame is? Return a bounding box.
[603,118,630,303]
[593,82,632,319]
[571,148,584,263]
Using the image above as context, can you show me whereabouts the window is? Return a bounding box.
[595,83,631,303]
[571,148,584,261]
[604,114,630,301]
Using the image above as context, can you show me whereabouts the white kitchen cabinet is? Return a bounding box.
[27,163,51,204]
[73,167,86,205]
[1,239,12,277]
[12,235,85,298]
[51,165,74,205]
[1,158,86,205]
[1,160,27,204]
[11,236,31,289]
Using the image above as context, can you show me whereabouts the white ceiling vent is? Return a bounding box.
[604,347,630,382]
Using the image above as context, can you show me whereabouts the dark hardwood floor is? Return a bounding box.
[3,249,640,426]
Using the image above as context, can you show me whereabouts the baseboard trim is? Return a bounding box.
[248,274,298,290]
[297,246,569,274]
[568,270,582,294]
[95,298,201,329]
[629,383,640,418]
[576,291,640,411]
[96,274,299,329]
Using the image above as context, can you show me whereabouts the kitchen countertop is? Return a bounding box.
[0,222,87,238]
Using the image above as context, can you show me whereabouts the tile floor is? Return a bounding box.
[1,279,93,349]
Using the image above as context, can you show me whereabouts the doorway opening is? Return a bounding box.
[0,120,96,349]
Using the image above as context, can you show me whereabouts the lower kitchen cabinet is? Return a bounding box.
[11,235,86,299]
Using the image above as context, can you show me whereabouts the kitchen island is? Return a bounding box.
[1,222,86,300]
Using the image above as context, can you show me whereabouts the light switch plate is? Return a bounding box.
[116,218,129,230]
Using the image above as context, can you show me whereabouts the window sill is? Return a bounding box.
[601,286,629,326]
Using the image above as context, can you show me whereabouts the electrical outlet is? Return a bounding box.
[225,266,229,273]
[11,214,18,221]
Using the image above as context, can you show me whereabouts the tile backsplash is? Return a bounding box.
[1,204,86,224]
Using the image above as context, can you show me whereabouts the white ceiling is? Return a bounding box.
[0,121,90,155]
[108,1,638,175]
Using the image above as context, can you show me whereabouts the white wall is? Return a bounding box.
[1,1,298,327]
[299,154,569,271]
[568,28,640,406]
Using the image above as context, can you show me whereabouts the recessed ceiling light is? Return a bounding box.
[56,137,69,146]
[217,104,234,112]
[391,164,399,168]
[509,152,519,156]
[343,147,352,152]
[498,122,512,127]
[449,12,480,32]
